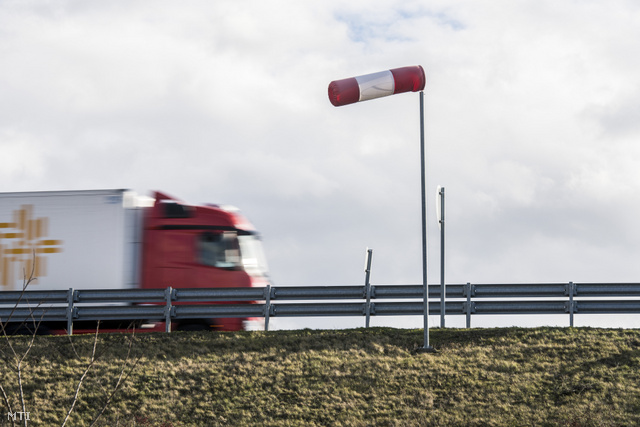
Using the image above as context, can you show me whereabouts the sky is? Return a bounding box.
[2,0,640,329]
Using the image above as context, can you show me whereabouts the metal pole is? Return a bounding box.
[466,282,472,328]
[165,286,173,333]
[419,91,434,352]
[264,284,271,331]
[364,248,373,328]
[439,187,445,328]
[66,288,74,336]
[569,281,575,327]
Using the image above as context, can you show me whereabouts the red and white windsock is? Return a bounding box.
[328,65,425,107]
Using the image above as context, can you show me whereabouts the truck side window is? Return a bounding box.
[198,231,241,269]
[162,201,194,218]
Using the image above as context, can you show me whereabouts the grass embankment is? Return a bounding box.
[1,327,640,426]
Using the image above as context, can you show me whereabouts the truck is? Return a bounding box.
[0,189,269,333]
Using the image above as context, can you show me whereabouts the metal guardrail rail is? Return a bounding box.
[1,282,640,334]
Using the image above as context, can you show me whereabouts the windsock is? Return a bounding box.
[328,65,425,107]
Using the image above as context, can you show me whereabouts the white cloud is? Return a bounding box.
[0,130,47,182]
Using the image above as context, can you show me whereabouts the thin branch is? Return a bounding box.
[0,382,14,427]
[65,332,81,361]
[89,327,141,426]
[16,316,41,427]
[0,252,39,427]
[1,261,38,362]
[0,251,38,337]
[60,321,101,427]
[19,255,42,427]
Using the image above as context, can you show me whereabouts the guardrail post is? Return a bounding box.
[66,288,75,335]
[165,286,173,333]
[364,248,373,328]
[465,282,472,328]
[264,284,272,331]
[568,281,575,327]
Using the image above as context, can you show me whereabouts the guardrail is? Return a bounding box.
[1,283,640,334]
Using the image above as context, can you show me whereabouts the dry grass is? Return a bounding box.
[1,327,640,426]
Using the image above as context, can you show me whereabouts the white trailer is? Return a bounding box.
[0,189,143,292]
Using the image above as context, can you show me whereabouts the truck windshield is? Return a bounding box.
[238,235,269,278]
[197,231,269,277]
[198,231,242,269]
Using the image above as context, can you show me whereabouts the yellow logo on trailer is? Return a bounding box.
[0,205,63,288]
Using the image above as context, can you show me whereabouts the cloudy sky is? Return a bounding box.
[2,1,640,328]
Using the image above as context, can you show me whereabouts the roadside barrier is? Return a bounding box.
[2,282,640,334]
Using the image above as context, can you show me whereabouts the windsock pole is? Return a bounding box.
[419,90,434,352]
[328,66,434,352]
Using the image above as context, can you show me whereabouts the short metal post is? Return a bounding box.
[165,286,173,333]
[569,281,575,327]
[364,248,373,328]
[264,284,271,331]
[66,288,74,336]
[466,282,472,329]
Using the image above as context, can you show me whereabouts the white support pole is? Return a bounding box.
[419,91,435,352]
[439,186,445,328]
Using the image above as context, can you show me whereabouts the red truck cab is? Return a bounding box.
[141,192,269,331]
